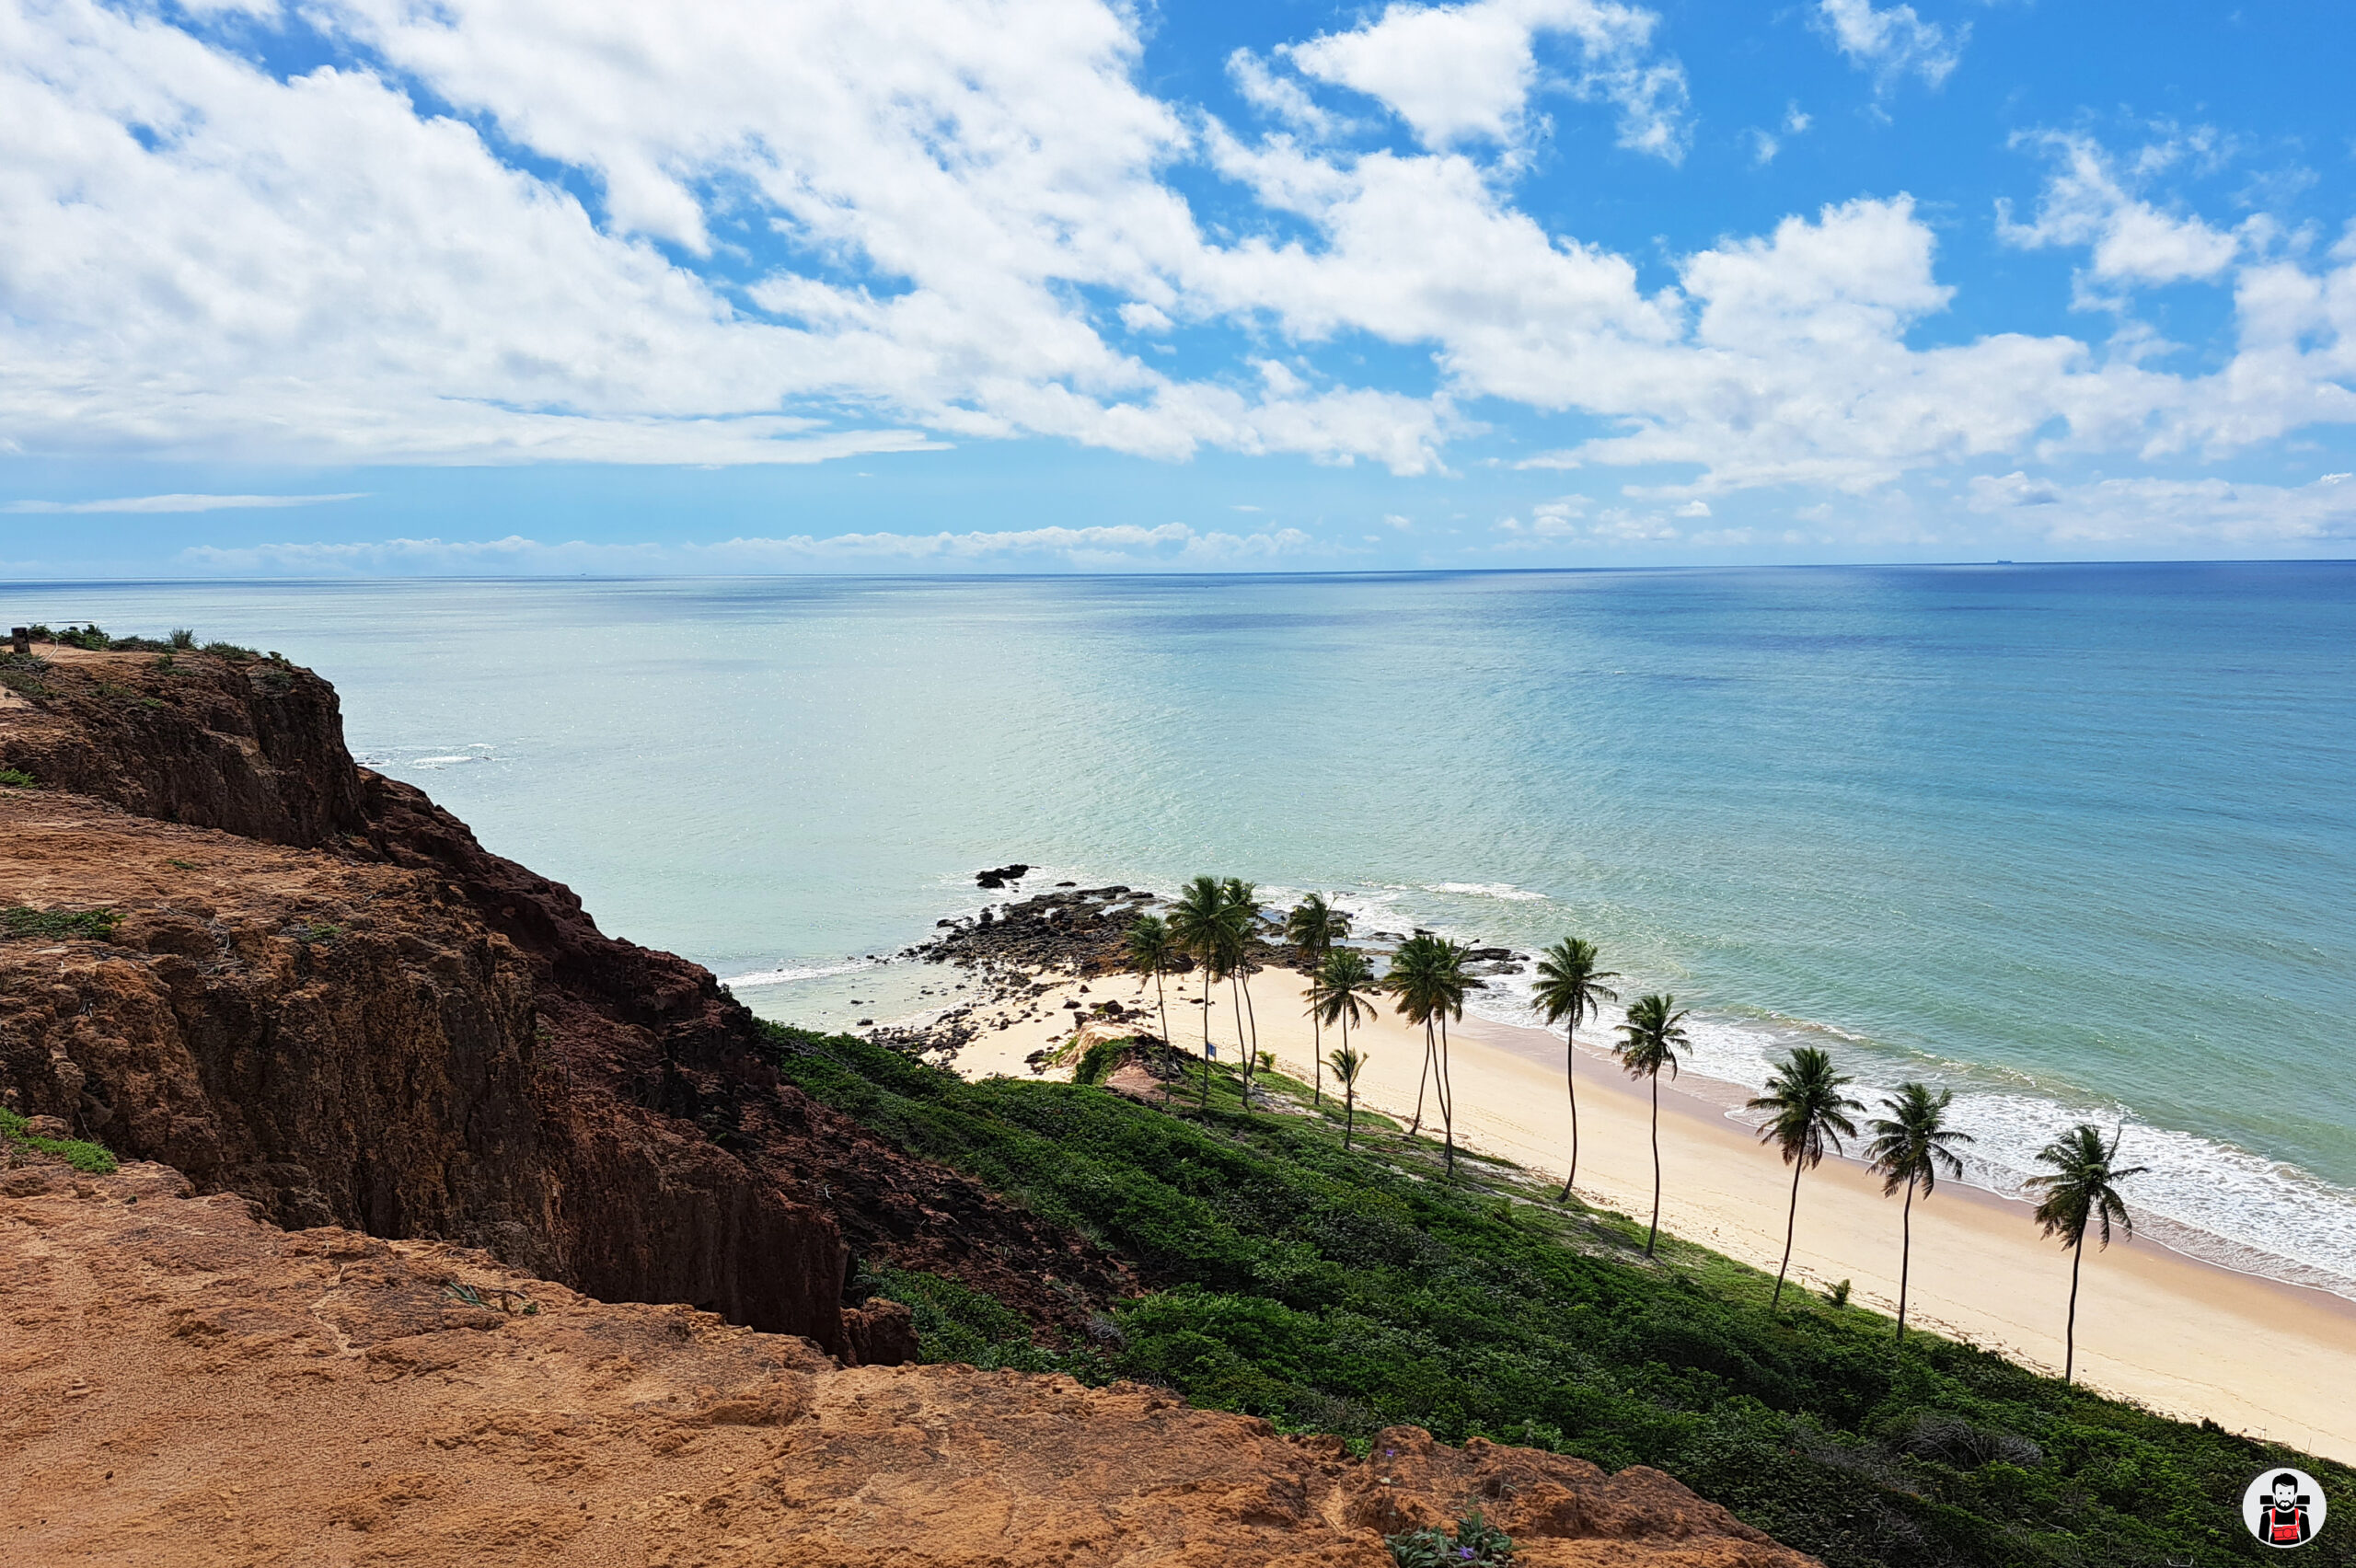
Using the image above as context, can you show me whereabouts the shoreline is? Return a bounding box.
[939,964,2356,1464]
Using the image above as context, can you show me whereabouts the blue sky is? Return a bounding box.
[5,0,2355,574]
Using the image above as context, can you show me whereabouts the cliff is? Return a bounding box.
[0,1157,1812,1567]
[0,642,1125,1359]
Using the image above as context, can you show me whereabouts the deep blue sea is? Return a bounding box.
[9,566,2351,1291]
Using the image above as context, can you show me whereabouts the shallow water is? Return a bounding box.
[12,565,2352,1291]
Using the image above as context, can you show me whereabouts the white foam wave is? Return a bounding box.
[1423,882,1549,902]
[720,958,881,989]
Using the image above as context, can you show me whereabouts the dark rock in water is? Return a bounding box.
[1055,880,1077,887]
[975,862,1031,889]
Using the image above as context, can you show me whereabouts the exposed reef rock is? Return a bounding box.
[0,1159,1816,1566]
[0,644,1127,1358]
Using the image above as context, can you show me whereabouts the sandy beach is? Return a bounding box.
[948,967,2356,1465]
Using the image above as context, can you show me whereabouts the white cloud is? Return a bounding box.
[177,522,1321,574]
[4,492,366,513]
[1278,0,1689,159]
[1814,0,1967,90]
[1965,471,2356,545]
[1998,133,2242,290]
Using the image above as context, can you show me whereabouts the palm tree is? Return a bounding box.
[1864,1082,1973,1342]
[1125,915,1178,1105]
[1327,1043,1367,1148]
[2027,1124,2149,1385]
[1219,878,1262,1106]
[1613,994,1689,1258]
[1284,894,1352,1104]
[1311,947,1380,1056]
[1385,935,1472,1175]
[1530,937,1620,1199]
[1748,1047,1865,1307]
[1168,876,1233,1110]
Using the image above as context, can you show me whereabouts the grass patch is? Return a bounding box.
[0,1108,118,1175]
[0,767,34,788]
[766,1022,2352,1568]
[3,906,120,941]
[202,640,260,662]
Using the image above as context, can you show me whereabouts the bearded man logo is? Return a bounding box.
[2244,1469,2327,1549]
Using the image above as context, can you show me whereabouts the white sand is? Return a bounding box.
[949,968,2356,1464]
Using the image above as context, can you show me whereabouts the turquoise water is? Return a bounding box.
[9,567,2352,1289]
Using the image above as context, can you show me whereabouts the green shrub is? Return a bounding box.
[1389,1509,1515,1567]
[766,1022,2354,1568]
[0,1108,118,1174]
[53,624,109,651]
[169,628,196,650]
[3,906,120,940]
[1072,1034,1143,1086]
[202,640,260,662]
[0,767,33,788]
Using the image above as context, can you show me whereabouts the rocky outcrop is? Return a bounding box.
[0,1161,1817,1566]
[0,643,1130,1359]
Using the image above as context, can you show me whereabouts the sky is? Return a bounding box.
[5,0,2356,575]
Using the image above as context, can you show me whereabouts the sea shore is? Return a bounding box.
[945,963,2356,1464]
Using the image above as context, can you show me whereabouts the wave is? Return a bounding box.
[719,958,882,989]
[1423,882,1550,902]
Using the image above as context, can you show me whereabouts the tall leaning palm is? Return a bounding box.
[1530,937,1620,1199]
[1384,936,1444,1137]
[2027,1124,2148,1385]
[1310,947,1380,1122]
[1219,878,1262,1104]
[1284,894,1352,1104]
[1125,915,1179,1105]
[1168,876,1232,1110]
[1613,994,1689,1258]
[1864,1082,1973,1342]
[1749,1046,1865,1307]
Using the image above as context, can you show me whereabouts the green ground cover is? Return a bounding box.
[768,1023,2350,1568]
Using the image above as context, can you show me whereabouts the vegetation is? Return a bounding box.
[1220,878,1265,1102]
[1748,1046,1866,1307]
[0,767,34,788]
[1384,933,1474,1173]
[1168,875,1237,1109]
[1611,993,1688,1257]
[1865,1083,1974,1342]
[3,905,121,941]
[1123,915,1179,1101]
[1310,946,1381,1137]
[0,1108,119,1174]
[202,640,260,662]
[1529,937,1619,1197]
[768,1022,2352,1568]
[1387,1509,1516,1567]
[1326,1043,1367,1148]
[2027,1125,2149,1387]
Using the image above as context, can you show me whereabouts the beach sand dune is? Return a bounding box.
[952,971,2356,1464]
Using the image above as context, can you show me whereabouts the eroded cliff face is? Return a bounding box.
[0,1160,1816,1568]
[0,644,1125,1358]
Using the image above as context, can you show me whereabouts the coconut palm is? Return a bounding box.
[1125,915,1179,1105]
[1219,878,1263,1106]
[1530,937,1621,1199]
[1749,1047,1865,1307]
[1327,1043,1368,1148]
[1385,934,1472,1175]
[1168,876,1235,1109]
[1864,1082,1974,1342]
[1613,993,1689,1258]
[1284,894,1353,1103]
[1310,947,1380,1113]
[2027,1124,2149,1385]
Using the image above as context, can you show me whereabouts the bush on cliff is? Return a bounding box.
[765,1022,2353,1568]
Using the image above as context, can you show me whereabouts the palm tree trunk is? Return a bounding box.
[1344,1088,1356,1149]
[1561,1021,1579,1200]
[1895,1175,1915,1342]
[1230,974,1248,1109]
[2063,1237,2084,1385]
[1241,967,1261,1091]
[1438,1011,1456,1177]
[1200,965,1214,1111]
[1311,1002,1322,1107]
[1153,970,1172,1107]
[1646,1072,1662,1258]
[1773,1159,1803,1306]
[1411,1022,1434,1134]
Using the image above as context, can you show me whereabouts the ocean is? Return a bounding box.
[10,566,2352,1294]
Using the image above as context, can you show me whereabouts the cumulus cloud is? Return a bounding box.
[0,0,2351,519]
[1998,132,2243,291]
[1814,0,1967,89]
[1276,0,1690,158]
[4,492,366,513]
[1965,471,2356,545]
